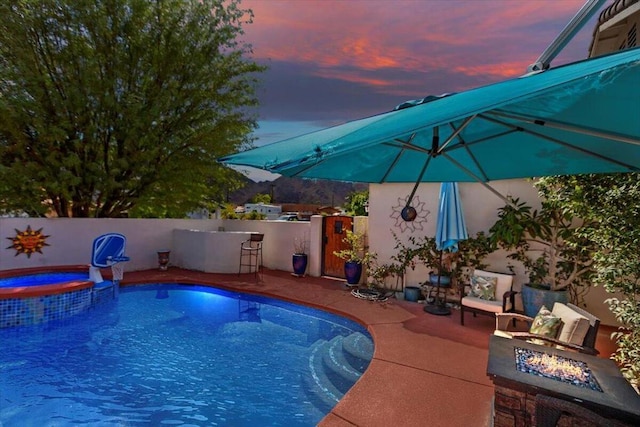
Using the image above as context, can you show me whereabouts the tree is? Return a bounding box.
[540,174,640,388]
[251,193,271,204]
[0,0,265,217]
[489,193,597,306]
[344,190,369,216]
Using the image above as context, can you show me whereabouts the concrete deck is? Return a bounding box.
[121,268,618,427]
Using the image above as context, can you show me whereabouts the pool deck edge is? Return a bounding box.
[114,267,619,427]
[121,268,498,427]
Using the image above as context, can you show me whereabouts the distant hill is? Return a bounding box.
[228,176,367,206]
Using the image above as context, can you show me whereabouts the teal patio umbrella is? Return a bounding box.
[435,182,468,253]
[220,47,640,201]
[425,182,469,316]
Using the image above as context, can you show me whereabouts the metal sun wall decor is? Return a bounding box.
[6,225,50,257]
[390,195,430,233]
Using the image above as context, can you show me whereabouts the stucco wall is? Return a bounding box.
[0,217,317,275]
[366,179,619,326]
[0,188,620,325]
[367,179,540,286]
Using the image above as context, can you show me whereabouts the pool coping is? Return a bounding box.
[0,280,93,299]
[0,265,92,300]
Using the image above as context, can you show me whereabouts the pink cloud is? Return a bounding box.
[242,0,591,87]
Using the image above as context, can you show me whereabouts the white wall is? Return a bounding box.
[0,217,317,275]
[0,193,619,325]
[368,179,540,289]
[0,218,221,271]
[367,179,619,326]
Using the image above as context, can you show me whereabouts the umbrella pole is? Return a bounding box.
[424,249,452,316]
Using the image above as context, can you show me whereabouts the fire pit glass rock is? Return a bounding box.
[514,346,602,392]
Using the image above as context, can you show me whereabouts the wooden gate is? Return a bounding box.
[322,215,353,278]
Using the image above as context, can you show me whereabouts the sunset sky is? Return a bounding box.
[239,0,606,149]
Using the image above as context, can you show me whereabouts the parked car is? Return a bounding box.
[276,214,300,221]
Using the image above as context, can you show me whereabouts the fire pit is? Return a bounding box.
[487,335,640,427]
[514,346,602,392]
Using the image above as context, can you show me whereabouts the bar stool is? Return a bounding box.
[238,233,264,277]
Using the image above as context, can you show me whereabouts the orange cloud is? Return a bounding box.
[242,0,592,90]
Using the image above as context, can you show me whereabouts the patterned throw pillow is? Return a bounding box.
[528,305,562,345]
[470,275,498,301]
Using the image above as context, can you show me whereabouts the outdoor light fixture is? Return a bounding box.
[401,206,417,221]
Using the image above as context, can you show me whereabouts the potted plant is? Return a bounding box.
[333,229,374,285]
[489,191,597,317]
[409,235,453,287]
[292,234,309,277]
[455,231,493,285]
[366,259,406,299]
[407,232,492,299]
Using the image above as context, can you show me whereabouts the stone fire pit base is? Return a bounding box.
[487,336,640,426]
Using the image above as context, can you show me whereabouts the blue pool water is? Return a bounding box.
[0,272,89,288]
[0,284,373,426]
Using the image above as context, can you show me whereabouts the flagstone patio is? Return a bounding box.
[121,268,618,427]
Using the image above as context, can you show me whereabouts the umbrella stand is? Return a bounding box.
[400,145,434,221]
[423,249,452,316]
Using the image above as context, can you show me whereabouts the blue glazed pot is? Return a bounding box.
[404,286,422,302]
[344,261,362,285]
[429,273,451,287]
[292,254,308,276]
[521,283,568,317]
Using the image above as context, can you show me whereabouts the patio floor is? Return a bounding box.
[121,268,618,427]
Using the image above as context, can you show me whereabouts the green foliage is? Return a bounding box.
[251,193,272,204]
[457,232,493,274]
[333,229,374,265]
[389,231,492,288]
[344,190,369,216]
[220,203,240,219]
[489,189,597,305]
[244,210,265,220]
[539,174,640,386]
[0,0,265,217]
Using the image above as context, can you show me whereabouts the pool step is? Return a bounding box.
[303,332,373,413]
[303,340,343,412]
[342,331,374,370]
[323,336,363,391]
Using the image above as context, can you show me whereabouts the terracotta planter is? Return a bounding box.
[157,250,170,271]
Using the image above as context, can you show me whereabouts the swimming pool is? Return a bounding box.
[0,283,373,426]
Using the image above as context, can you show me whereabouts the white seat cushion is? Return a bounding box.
[466,270,515,312]
[461,296,504,313]
[551,302,590,345]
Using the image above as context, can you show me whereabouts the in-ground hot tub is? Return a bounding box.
[0,267,102,328]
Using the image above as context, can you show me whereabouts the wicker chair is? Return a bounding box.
[495,302,600,355]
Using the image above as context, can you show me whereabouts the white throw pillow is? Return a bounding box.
[551,302,590,345]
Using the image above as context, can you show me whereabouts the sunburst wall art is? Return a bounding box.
[390,195,430,233]
[7,225,50,258]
